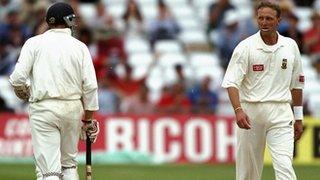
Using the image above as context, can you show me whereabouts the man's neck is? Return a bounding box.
[260,31,278,45]
[49,24,68,29]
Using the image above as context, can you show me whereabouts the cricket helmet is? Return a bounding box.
[46,2,76,27]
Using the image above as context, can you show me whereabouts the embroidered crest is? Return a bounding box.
[281,59,287,69]
[49,17,55,24]
[252,64,264,71]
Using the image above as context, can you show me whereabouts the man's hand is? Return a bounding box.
[294,120,303,142]
[235,109,251,130]
[13,85,30,101]
[80,119,99,143]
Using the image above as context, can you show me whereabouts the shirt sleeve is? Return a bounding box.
[9,39,34,86]
[221,42,249,89]
[81,45,99,111]
[290,42,304,90]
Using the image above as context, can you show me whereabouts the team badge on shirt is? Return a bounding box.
[281,59,287,69]
[252,64,264,71]
[299,74,305,83]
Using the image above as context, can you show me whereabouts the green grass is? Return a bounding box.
[0,164,318,180]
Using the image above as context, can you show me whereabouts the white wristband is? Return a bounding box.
[293,106,303,120]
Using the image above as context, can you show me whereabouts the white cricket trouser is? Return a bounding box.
[236,102,296,180]
[29,99,83,180]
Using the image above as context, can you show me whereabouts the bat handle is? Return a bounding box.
[86,135,92,180]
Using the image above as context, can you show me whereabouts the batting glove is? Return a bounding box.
[13,85,30,101]
[80,119,99,143]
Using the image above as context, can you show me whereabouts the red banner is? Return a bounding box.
[0,113,236,163]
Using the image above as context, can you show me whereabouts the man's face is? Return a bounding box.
[257,7,280,34]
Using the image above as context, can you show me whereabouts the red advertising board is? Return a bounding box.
[0,113,236,163]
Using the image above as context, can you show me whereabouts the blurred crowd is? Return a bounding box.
[0,0,320,116]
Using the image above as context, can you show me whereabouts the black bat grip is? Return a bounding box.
[86,135,92,180]
[86,135,92,165]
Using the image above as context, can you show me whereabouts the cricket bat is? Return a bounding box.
[86,136,92,180]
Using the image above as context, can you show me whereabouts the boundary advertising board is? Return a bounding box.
[0,113,319,164]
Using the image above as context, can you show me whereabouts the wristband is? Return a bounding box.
[293,106,303,120]
[234,107,242,112]
[82,120,93,123]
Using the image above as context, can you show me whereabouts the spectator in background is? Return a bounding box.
[122,0,145,38]
[98,77,120,114]
[0,37,16,76]
[19,0,49,28]
[77,27,97,57]
[80,0,99,3]
[314,0,320,11]
[8,26,25,49]
[211,6,258,58]
[280,12,303,53]
[237,18,258,42]
[0,8,31,44]
[147,0,180,48]
[277,0,295,33]
[157,82,191,114]
[311,54,320,78]
[215,10,242,70]
[69,0,81,18]
[237,4,259,40]
[303,11,320,55]
[93,12,127,79]
[296,0,314,7]
[87,1,112,29]
[188,76,219,114]
[78,27,93,46]
[207,0,234,33]
[108,63,146,97]
[31,3,49,35]
[120,83,154,114]
[0,0,19,22]
[174,64,193,89]
[0,96,14,112]
[96,15,125,57]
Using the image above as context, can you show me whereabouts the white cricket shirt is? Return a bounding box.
[9,28,99,111]
[222,31,304,103]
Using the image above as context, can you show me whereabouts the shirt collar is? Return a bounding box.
[254,31,285,52]
[45,28,72,35]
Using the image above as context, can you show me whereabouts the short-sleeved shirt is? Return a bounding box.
[222,31,304,103]
[9,28,99,111]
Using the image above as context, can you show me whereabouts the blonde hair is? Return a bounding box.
[256,1,281,18]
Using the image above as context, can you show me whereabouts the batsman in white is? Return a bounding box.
[9,2,99,180]
[222,1,304,180]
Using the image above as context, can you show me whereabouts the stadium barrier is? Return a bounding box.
[0,113,319,165]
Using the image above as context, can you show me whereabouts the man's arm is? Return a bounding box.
[80,46,100,143]
[226,87,241,110]
[227,87,251,130]
[291,89,303,141]
[81,46,99,112]
[291,89,303,107]
[9,39,34,100]
[221,42,250,129]
[290,41,304,142]
[83,110,95,121]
